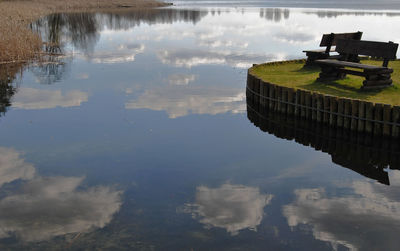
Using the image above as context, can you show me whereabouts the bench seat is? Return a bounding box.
[315,59,392,72]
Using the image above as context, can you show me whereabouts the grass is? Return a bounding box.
[250,59,400,106]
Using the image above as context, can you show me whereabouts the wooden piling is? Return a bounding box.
[351,100,359,131]
[358,101,365,133]
[300,90,306,118]
[317,94,323,123]
[337,98,344,128]
[374,103,383,136]
[365,102,374,134]
[343,99,351,130]
[323,95,330,124]
[329,96,338,127]
[383,104,391,137]
[294,89,301,116]
[305,91,312,119]
[392,106,400,138]
[287,88,295,115]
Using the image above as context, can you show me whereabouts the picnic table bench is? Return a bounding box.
[303,31,362,66]
[315,39,399,89]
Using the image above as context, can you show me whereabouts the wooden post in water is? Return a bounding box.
[312,93,317,121]
[295,89,301,116]
[277,86,282,113]
[365,102,374,134]
[383,104,392,136]
[287,88,295,115]
[392,106,400,138]
[282,87,288,113]
[351,100,359,131]
[337,98,344,128]
[305,92,312,119]
[300,90,306,118]
[323,95,330,124]
[343,99,351,130]
[269,83,275,110]
[276,85,281,112]
[374,103,383,136]
[259,80,265,109]
[358,101,365,133]
[329,96,338,127]
[317,94,323,123]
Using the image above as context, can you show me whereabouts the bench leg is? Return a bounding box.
[362,73,393,89]
[317,65,346,81]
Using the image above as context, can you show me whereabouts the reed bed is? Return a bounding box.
[0,0,167,63]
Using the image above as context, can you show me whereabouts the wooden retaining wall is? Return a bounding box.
[247,71,400,138]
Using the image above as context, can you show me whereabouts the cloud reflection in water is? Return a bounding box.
[12,88,88,110]
[283,177,400,250]
[125,85,245,118]
[0,147,122,242]
[185,184,273,235]
[158,49,285,68]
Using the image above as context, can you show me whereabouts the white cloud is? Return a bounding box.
[184,184,273,235]
[283,180,400,250]
[0,147,35,187]
[125,85,245,118]
[12,88,88,110]
[167,74,196,85]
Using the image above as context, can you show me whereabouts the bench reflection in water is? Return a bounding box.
[247,93,400,185]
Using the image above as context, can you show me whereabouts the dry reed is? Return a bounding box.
[0,0,168,63]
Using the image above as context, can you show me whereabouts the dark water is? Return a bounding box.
[1,7,400,250]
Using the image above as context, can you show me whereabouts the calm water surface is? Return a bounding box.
[1,7,400,250]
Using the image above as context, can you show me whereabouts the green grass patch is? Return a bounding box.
[250,59,400,106]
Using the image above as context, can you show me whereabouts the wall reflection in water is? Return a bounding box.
[246,94,400,185]
[0,147,122,242]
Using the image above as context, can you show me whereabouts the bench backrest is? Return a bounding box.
[320,31,363,53]
[336,39,398,66]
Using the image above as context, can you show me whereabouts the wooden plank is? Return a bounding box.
[383,104,392,136]
[315,59,391,71]
[335,39,398,60]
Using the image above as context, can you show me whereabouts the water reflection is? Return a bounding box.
[184,184,273,235]
[246,95,400,185]
[305,10,400,18]
[32,9,210,55]
[259,8,290,22]
[126,85,245,118]
[157,49,281,68]
[12,88,88,110]
[0,147,122,242]
[0,65,19,117]
[283,178,400,250]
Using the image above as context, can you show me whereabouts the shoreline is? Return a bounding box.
[0,0,170,64]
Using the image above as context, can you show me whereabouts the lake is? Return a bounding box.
[1,4,400,250]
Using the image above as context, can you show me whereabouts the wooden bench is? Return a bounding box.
[315,39,399,89]
[303,31,362,66]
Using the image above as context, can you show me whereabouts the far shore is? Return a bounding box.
[0,0,170,64]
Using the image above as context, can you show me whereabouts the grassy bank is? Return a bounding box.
[250,59,400,106]
[0,0,168,63]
